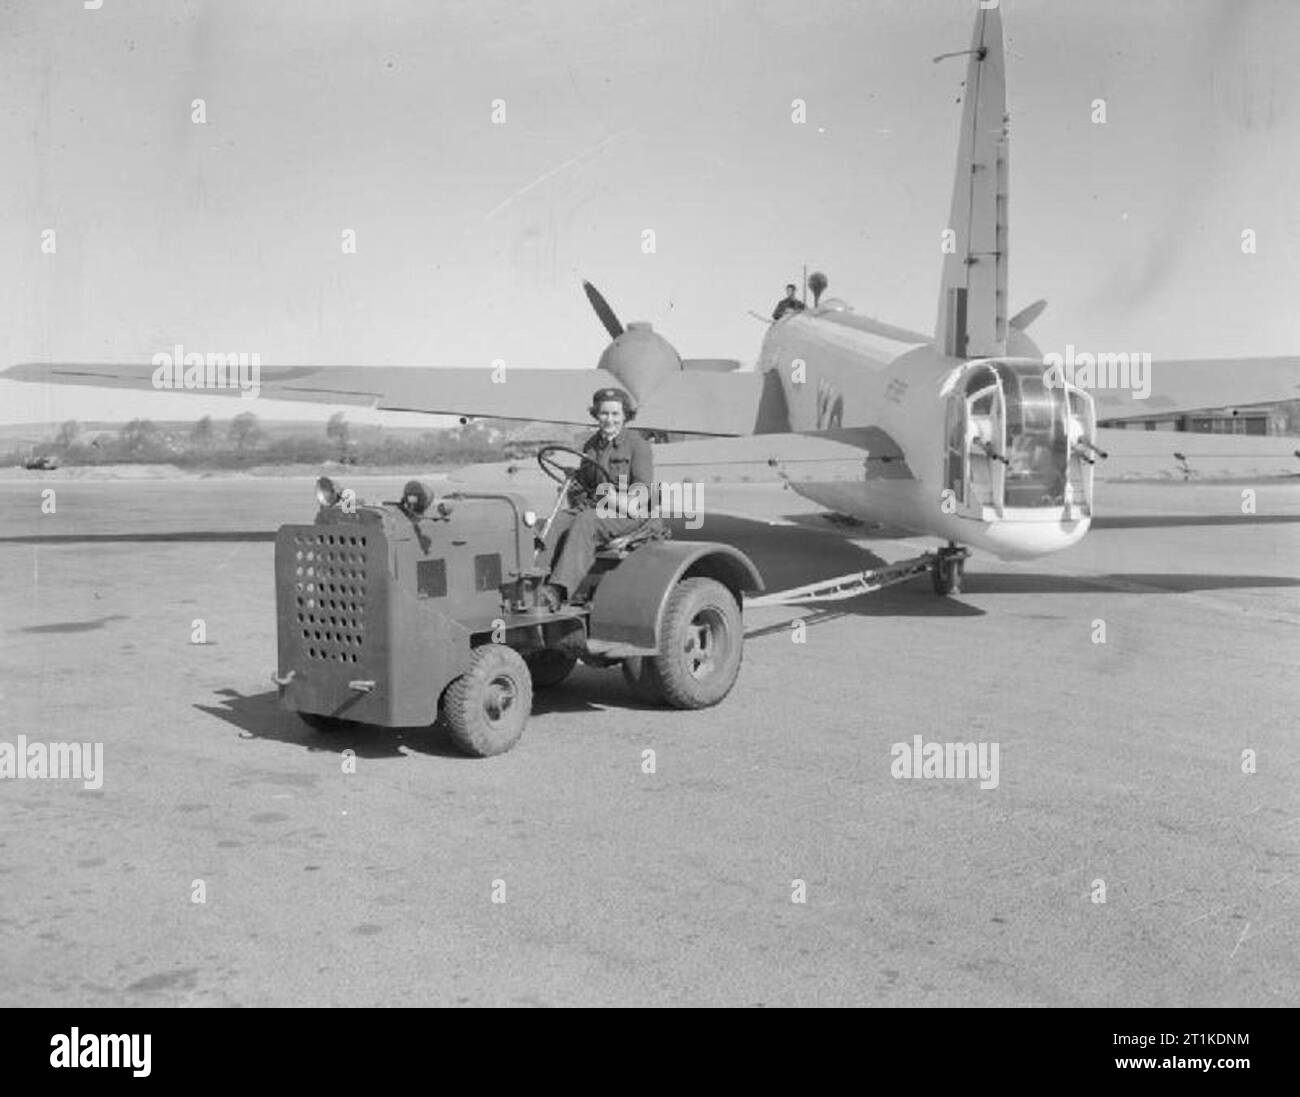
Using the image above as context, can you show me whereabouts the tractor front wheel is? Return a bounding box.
[443,645,533,757]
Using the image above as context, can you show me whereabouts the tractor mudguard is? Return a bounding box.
[586,541,763,654]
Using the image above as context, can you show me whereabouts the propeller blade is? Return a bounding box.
[582,280,625,340]
[1009,298,1047,331]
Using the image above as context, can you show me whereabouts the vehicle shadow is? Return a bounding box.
[529,665,664,715]
[195,687,469,759]
[197,670,662,753]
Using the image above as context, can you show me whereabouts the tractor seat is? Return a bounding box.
[598,516,671,559]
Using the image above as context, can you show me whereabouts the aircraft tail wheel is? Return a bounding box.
[932,556,963,596]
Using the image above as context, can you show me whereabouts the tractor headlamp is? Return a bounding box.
[315,476,340,507]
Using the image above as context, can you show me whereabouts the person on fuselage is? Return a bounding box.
[539,387,654,609]
[772,283,805,321]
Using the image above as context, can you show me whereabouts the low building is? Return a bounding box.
[1100,403,1292,436]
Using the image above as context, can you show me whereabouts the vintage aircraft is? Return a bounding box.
[7,7,1299,596]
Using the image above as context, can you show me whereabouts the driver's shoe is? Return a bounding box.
[537,583,565,612]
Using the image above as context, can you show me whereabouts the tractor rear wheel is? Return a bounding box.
[652,578,743,709]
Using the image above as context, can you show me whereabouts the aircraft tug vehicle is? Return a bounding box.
[271,448,763,757]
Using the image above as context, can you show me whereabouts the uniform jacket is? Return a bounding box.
[575,427,654,497]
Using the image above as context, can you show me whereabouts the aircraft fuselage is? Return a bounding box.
[752,309,1096,560]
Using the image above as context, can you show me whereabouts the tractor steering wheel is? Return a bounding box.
[536,445,617,503]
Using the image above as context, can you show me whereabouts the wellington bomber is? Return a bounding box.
[272,449,762,757]
[8,5,1300,607]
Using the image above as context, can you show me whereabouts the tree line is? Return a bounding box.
[6,412,513,469]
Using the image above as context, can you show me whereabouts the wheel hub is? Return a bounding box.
[684,609,724,679]
[484,675,516,723]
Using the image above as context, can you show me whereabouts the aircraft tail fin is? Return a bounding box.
[935,6,1009,359]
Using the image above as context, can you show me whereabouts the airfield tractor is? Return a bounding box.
[270,447,763,757]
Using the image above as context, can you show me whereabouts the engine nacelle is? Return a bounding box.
[596,321,682,405]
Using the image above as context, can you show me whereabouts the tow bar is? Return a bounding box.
[745,547,969,607]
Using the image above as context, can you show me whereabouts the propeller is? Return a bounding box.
[582,280,624,340]
[581,280,741,394]
[1009,298,1047,331]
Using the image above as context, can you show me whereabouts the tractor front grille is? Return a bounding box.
[289,529,372,665]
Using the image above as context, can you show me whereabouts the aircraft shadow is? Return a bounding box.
[670,514,902,591]
[775,512,921,539]
[741,568,1300,640]
[959,572,1300,595]
[673,513,984,621]
[685,511,1300,638]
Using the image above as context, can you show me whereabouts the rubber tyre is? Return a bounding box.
[300,713,354,733]
[621,655,665,705]
[932,557,963,596]
[524,649,578,689]
[652,577,743,709]
[442,645,533,757]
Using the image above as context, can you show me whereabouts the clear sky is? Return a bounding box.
[1,0,1297,425]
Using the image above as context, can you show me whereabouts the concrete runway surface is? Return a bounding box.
[1,474,1298,1006]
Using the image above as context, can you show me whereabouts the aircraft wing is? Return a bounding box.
[0,361,771,436]
[1093,356,1300,421]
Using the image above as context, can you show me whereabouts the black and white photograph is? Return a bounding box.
[1,0,1297,1042]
